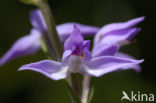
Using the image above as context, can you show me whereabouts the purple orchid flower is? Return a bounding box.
[18,25,143,80]
[0,9,99,66]
[94,16,145,46]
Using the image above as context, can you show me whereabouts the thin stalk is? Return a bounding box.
[40,37,52,60]
[71,74,81,99]
[38,0,63,61]
[63,80,81,103]
[81,76,91,103]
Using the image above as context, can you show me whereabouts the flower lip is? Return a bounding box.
[67,55,84,73]
[71,42,85,58]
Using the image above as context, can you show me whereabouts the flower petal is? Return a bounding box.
[83,40,91,50]
[100,28,141,45]
[30,9,47,31]
[30,9,99,42]
[92,43,119,58]
[64,25,83,50]
[115,52,141,72]
[56,22,99,42]
[85,56,144,77]
[19,60,68,80]
[94,16,145,45]
[0,29,41,66]
[62,50,72,64]
[83,48,92,62]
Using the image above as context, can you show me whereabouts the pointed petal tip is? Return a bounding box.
[0,30,41,66]
[72,24,81,34]
[30,9,40,21]
[30,9,39,15]
[18,66,26,71]
[129,27,141,38]
[64,24,84,50]
[138,59,144,63]
[129,16,145,25]
[130,59,144,64]
[137,16,145,21]
[30,9,46,31]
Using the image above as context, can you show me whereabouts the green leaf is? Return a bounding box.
[19,0,38,5]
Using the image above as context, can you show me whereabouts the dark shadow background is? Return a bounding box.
[0,0,156,103]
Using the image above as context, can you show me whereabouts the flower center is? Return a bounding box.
[68,55,83,73]
[78,53,84,59]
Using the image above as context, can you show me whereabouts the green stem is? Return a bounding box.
[81,76,91,103]
[71,74,81,99]
[40,37,52,60]
[63,80,81,103]
[38,0,63,61]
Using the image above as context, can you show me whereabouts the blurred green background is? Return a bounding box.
[0,0,156,103]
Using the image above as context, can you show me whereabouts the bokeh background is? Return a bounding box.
[0,0,156,103]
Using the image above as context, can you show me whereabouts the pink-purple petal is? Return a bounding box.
[83,40,91,50]
[19,60,68,80]
[62,50,72,64]
[56,22,99,42]
[92,43,119,58]
[83,48,92,62]
[64,25,83,50]
[94,16,145,45]
[0,29,41,66]
[100,28,140,45]
[115,52,142,72]
[30,9,99,42]
[96,16,144,37]
[30,9,47,31]
[85,56,144,77]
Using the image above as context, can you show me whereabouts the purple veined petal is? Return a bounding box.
[92,43,119,58]
[99,28,141,45]
[64,25,83,50]
[115,52,142,72]
[84,56,144,77]
[94,16,145,45]
[30,9,47,32]
[19,60,68,80]
[56,22,99,42]
[0,29,41,66]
